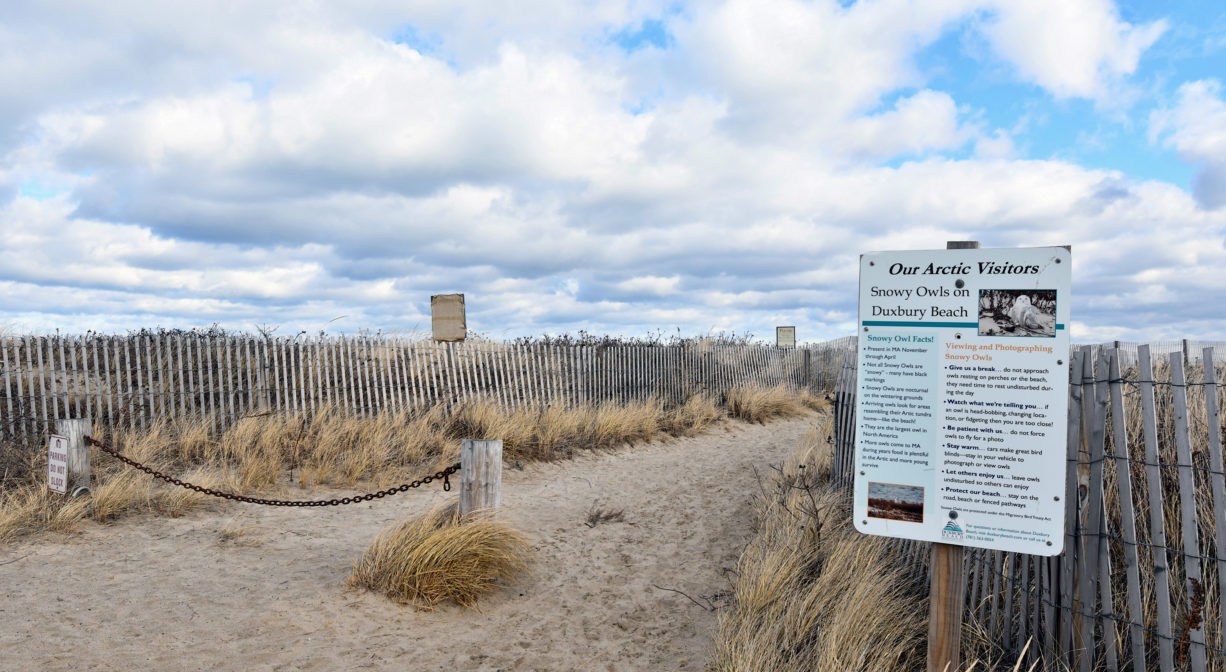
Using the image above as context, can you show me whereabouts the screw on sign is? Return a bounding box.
[47,434,69,494]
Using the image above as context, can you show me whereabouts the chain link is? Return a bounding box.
[83,435,459,507]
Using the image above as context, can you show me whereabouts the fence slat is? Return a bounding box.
[132,334,146,429]
[142,334,155,426]
[12,339,28,438]
[350,336,363,412]
[1,338,13,440]
[1138,344,1175,671]
[1080,348,1109,671]
[1108,349,1147,672]
[1043,556,1056,660]
[55,336,69,422]
[1017,553,1030,662]
[1061,347,1086,665]
[1203,348,1226,657]
[1169,353,1207,671]
[427,340,441,406]
[65,337,80,420]
[42,337,59,425]
[339,336,353,412]
[382,338,397,413]
[409,341,424,409]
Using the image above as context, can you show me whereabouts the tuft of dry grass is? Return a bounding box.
[583,500,626,528]
[216,514,267,547]
[725,385,816,424]
[348,501,532,609]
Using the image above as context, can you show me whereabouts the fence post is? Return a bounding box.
[460,439,502,515]
[56,417,92,496]
[928,240,977,672]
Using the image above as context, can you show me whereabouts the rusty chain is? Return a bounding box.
[83,435,459,507]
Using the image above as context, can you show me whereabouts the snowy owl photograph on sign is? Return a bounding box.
[977,289,1057,338]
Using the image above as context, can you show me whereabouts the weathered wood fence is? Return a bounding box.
[833,343,1226,671]
[0,331,854,445]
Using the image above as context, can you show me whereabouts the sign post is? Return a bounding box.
[852,242,1071,671]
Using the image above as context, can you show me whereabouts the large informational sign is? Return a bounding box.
[853,246,1070,555]
[48,434,69,494]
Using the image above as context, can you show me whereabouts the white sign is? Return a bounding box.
[776,326,796,349]
[48,434,69,494]
[853,246,1070,555]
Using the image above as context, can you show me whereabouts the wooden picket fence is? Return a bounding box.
[0,331,855,446]
[832,343,1226,671]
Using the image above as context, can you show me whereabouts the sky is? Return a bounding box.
[1,0,1225,344]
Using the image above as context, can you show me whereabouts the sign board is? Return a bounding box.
[48,434,69,494]
[776,326,796,349]
[431,293,466,342]
[853,246,1070,555]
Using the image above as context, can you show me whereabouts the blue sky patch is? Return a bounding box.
[612,18,674,53]
[392,23,445,57]
[18,179,69,201]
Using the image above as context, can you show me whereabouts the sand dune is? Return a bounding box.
[0,416,816,672]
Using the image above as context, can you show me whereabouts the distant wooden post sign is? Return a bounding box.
[776,326,796,349]
[47,434,69,494]
[431,293,466,342]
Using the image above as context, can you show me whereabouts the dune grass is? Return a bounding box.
[725,385,822,424]
[348,500,533,609]
[710,415,930,671]
[0,387,826,543]
[709,415,1068,672]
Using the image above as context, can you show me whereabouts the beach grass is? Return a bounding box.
[709,415,1077,672]
[347,500,533,609]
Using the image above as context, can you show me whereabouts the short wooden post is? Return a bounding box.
[56,418,92,496]
[460,439,502,515]
[929,543,967,671]
[928,240,978,672]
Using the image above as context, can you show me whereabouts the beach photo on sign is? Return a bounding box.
[977,289,1057,337]
[867,482,924,523]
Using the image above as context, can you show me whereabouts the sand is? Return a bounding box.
[0,415,818,672]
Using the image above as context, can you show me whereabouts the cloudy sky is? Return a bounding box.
[2,0,1224,343]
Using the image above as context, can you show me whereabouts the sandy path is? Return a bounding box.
[0,415,817,672]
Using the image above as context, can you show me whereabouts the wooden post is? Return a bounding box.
[57,417,92,496]
[460,439,502,515]
[928,240,978,672]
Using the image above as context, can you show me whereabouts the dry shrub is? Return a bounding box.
[710,420,928,671]
[726,385,810,424]
[348,501,532,609]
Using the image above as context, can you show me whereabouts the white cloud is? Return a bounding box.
[974,129,1015,159]
[679,0,975,143]
[840,90,973,159]
[977,0,1167,103]
[1150,79,1226,209]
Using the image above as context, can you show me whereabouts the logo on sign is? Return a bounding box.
[941,520,964,540]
